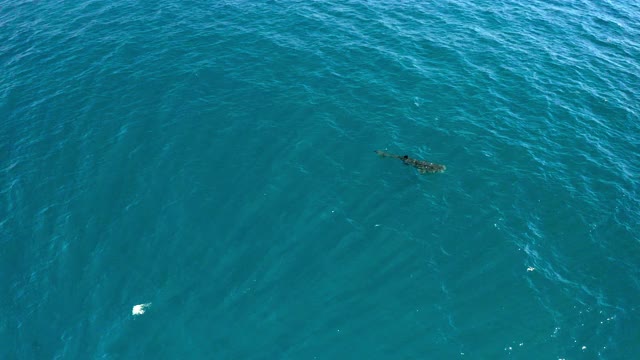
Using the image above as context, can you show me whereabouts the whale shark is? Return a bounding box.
[375,150,446,174]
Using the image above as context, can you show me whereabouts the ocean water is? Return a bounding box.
[1,0,639,358]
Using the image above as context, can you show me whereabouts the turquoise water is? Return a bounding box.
[2,0,639,358]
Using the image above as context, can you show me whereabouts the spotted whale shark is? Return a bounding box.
[375,150,446,174]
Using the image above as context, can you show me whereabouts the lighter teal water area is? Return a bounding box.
[2,0,639,359]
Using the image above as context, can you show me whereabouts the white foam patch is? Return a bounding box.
[132,303,151,316]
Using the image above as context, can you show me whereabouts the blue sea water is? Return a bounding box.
[2,0,639,358]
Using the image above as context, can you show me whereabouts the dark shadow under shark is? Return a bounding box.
[375,150,446,174]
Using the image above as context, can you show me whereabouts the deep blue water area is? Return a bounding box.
[2,0,639,358]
